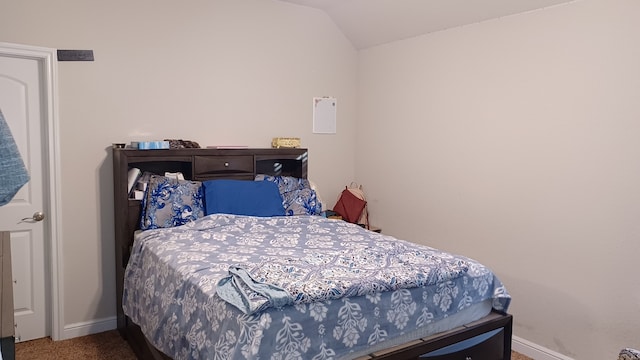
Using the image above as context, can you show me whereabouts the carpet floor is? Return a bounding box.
[15,330,534,359]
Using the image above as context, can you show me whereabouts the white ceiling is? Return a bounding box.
[278,0,576,49]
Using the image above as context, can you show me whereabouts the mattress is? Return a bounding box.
[123,214,510,360]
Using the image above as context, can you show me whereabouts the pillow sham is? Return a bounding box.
[202,179,285,217]
[140,175,204,230]
[255,175,322,216]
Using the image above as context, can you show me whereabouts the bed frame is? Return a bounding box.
[112,147,513,360]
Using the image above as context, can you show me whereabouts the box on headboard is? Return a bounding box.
[271,137,301,149]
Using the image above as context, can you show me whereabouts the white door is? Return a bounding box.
[0,54,48,342]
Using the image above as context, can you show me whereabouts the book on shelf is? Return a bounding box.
[128,170,154,199]
[127,168,142,195]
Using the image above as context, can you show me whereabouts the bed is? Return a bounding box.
[112,147,512,360]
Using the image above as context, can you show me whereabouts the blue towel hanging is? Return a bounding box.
[0,109,30,206]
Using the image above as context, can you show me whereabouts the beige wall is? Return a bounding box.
[0,0,357,334]
[2,0,638,357]
[357,0,640,359]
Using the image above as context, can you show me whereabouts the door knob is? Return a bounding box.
[21,211,45,222]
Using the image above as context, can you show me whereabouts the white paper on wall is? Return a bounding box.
[313,97,336,134]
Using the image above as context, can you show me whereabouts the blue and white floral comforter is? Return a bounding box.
[123,214,510,360]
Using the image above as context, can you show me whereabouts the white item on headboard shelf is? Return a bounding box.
[132,190,144,200]
[164,172,184,181]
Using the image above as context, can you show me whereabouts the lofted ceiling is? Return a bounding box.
[278,0,576,49]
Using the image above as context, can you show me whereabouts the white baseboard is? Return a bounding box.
[513,335,575,360]
[61,316,117,340]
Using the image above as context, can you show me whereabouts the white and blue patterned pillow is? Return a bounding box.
[140,175,204,230]
[255,174,322,216]
[619,349,640,360]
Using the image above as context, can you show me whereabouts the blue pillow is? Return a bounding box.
[203,179,285,217]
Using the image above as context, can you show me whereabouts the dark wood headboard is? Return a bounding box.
[112,147,308,332]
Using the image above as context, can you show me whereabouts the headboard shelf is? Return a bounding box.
[134,162,194,181]
[112,147,308,331]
